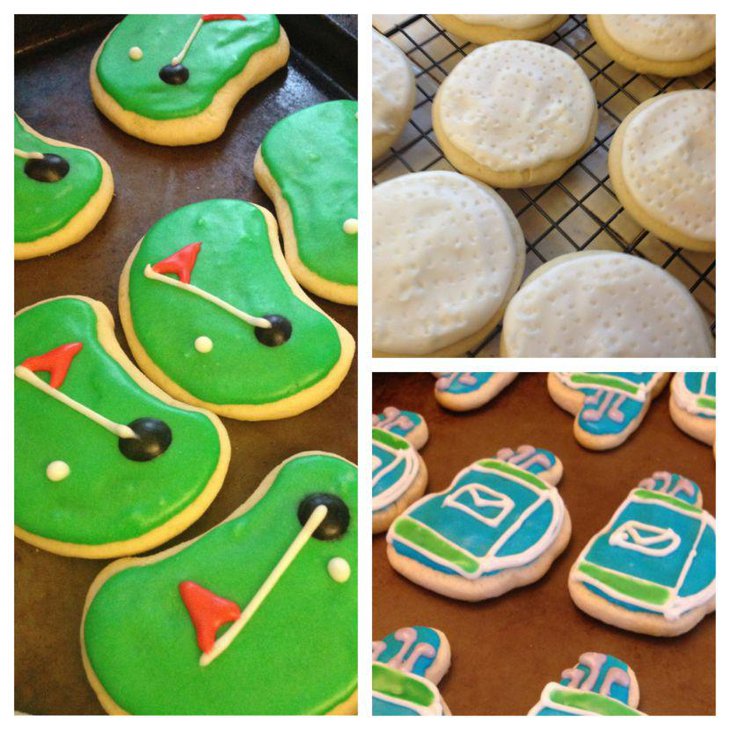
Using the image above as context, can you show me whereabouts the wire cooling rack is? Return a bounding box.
[373,14,716,356]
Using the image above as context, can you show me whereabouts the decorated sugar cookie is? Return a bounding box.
[372,626,451,716]
[548,372,668,450]
[529,653,644,716]
[569,472,716,637]
[15,296,230,558]
[119,199,355,421]
[90,15,290,145]
[669,372,716,451]
[434,372,517,411]
[14,114,114,259]
[372,410,429,533]
[255,100,358,305]
[82,451,357,714]
[387,446,569,601]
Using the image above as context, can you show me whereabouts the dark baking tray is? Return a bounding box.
[15,15,357,715]
[373,373,715,715]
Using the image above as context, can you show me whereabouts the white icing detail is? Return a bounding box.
[14,148,44,160]
[443,483,514,528]
[372,429,419,512]
[342,218,358,235]
[144,264,272,329]
[194,336,213,353]
[14,367,137,440]
[327,557,351,583]
[608,520,680,557]
[171,16,204,65]
[454,15,555,29]
[128,46,143,60]
[46,460,70,482]
[555,372,662,403]
[200,504,328,666]
[671,372,715,417]
[528,682,646,716]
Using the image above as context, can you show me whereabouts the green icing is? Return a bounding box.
[578,562,670,606]
[84,454,357,714]
[548,688,641,716]
[96,15,280,120]
[633,489,702,514]
[476,459,547,491]
[14,115,103,243]
[698,396,716,411]
[394,517,480,574]
[261,100,358,286]
[127,199,345,406]
[569,374,639,395]
[14,297,222,545]
[372,664,435,708]
[372,428,409,450]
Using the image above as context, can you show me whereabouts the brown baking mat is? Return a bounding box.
[373,372,715,715]
[15,16,357,715]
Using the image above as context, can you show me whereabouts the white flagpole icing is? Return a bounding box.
[171,17,204,65]
[14,366,137,440]
[200,504,328,666]
[14,148,45,160]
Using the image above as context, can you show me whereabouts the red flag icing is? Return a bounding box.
[21,342,83,389]
[151,242,202,284]
[202,14,246,22]
[179,581,241,654]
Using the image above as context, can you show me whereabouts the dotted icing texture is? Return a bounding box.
[83,453,357,714]
[502,253,713,357]
[96,14,280,120]
[621,90,715,242]
[437,41,595,171]
[373,171,522,355]
[601,15,715,62]
[15,297,222,545]
[454,15,557,29]
[372,30,415,140]
[260,100,357,287]
[14,115,103,243]
[126,199,343,406]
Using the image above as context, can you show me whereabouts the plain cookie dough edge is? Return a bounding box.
[80,451,357,715]
[118,204,355,420]
[14,295,231,559]
[431,15,569,45]
[669,394,715,446]
[434,373,518,411]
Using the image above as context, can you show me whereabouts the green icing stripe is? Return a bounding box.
[261,100,357,286]
[578,562,670,606]
[393,517,479,574]
[633,489,702,514]
[548,688,641,716]
[698,396,716,411]
[96,15,280,120]
[372,664,435,708]
[477,459,547,491]
[569,373,640,395]
[372,428,409,450]
[14,115,103,243]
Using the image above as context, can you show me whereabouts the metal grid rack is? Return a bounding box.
[373,14,716,356]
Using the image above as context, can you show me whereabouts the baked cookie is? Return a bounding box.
[669,372,716,450]
[372,29,416,160]
[569,471,716,637]
[548,372,669,450]
[119,199,355,420]
[433,41,597,187]
[501,251,714,357]
[588,15,715,77]
[387,446,568,601]
[15,296,230,559]
[432,15,568,44]
[255,100,357,305]
[82,451,357,714]
[373,171,525,356]
[529,653,643,716]
[372,412,428,533]
[373,626,451,716]
[14,114,114,259]
[434,372,517,411]
[608,89,715,252]
[90,14,289,145]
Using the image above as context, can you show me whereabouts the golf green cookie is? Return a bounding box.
[119,199,354,420]
[14,296,230,558]
[82,451,357,714]
[14,114,114,259]
[255,100,358,304]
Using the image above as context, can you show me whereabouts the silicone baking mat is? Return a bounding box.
[372,15,716,356]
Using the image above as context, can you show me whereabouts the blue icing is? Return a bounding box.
[682,372,716,420]
[373,408,423,439]
[436,372,495,395]
[559,655,631,704]
[583,583,661,615]
[678,525,715,598]
[495,498,554,560]
[521,447,556,475]
[375,626,441,678]
[392,542,459,576]
[373,697,420,716]
[641,472,700,506]
[372,439,408,502]
[536,706,572,716]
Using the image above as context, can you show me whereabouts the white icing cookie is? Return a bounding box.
[433,41,597,188]
[373,171,525,356]
[432,15,568,44]
[501,252,714,357]
[372,30,416,160]
[588,15,715,76]
[609,90,715,252]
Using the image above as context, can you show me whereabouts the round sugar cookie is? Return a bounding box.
[609,90,715,252]
[588,15,715,77]
[433,41,597,188]
[373,171,525,357]
[500,251,714,357]
[432,15,568,44]
[372,30,416,160]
